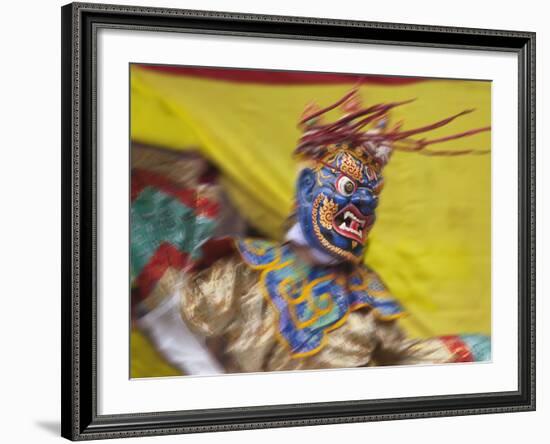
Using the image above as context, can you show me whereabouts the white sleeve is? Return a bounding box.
[136,292,225,376]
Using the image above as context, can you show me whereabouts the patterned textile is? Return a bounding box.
[235,238,403,357]
[130,148,220,318]
[179,254,491,373]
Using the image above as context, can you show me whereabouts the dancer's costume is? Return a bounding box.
[131,89,491,375]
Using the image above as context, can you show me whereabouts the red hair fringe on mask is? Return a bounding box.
[294,86,491,168]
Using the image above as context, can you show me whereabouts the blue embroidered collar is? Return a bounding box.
[236,238,404,358]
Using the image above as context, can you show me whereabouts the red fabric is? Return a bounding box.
[133,238,236,303]
[194,237,237,271]
[136,64,426,85]
[439,335,474,363]
[134,243,191,301]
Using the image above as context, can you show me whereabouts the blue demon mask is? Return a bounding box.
[296,147,383,263]
[292,88,490,263]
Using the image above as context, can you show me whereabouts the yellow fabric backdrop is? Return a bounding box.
[130,66,491,376]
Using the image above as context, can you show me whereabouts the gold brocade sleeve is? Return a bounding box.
[179,255,245,337]
[179,255,281,372]
[179,255,457,372]
[371,319,454,365]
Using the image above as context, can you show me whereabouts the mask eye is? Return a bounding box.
[336,175,356,196]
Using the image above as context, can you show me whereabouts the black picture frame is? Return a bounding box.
[61,2,536,440]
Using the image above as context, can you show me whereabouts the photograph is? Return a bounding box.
[59,3,536,438]
[0,0,544,442]
[129,64,492,378]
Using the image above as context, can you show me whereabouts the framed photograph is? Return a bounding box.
[61,2,535,440]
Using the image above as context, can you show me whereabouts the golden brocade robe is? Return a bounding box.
[178,239,465,373]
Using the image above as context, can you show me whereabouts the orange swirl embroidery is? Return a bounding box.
[340,152,363,182]
[319,196,338,230]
